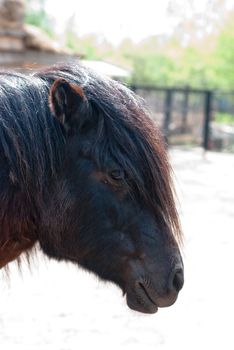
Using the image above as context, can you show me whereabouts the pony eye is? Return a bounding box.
[110,169,125,181]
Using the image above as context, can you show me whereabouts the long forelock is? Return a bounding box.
[96,103,182,245]
[66,69,182,245]
[38,64,182,243]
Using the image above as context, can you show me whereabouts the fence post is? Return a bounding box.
[203,91,213,151]
[163,89,172,144]
[181,88,189,133]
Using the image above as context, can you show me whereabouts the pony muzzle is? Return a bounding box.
[125,264,184,314]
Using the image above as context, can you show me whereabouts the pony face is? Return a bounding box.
[38,78,184,314]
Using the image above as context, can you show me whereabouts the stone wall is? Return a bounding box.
[0,0,79,69]
[0,0,25,51]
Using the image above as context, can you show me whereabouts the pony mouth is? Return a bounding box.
[126,283,159,314]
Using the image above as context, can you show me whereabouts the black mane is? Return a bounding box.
[0,71,64,198]
[0,64,181,243]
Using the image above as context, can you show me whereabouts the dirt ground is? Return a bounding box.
[0,147,234,350]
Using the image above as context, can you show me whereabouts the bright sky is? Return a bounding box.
[44,0,229,44]
[45,0,171,43]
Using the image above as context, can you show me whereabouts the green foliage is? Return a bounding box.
[130,53,177,86]
[25,0,54,37]
[65,30,110,60]
[118,9,234,89]
[214,13,234,88]
[176,48,207,87]
[65,31,80,52]
[23,1,234,90]
[115,35,221,88]
[215,112,234,125]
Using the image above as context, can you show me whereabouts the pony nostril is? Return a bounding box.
[169,267,184,293]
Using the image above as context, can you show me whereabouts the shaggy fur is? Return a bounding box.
[0,64,183,313]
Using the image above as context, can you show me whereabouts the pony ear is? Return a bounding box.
[49,78,87,128]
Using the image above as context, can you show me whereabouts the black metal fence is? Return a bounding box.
[131,85,234,152]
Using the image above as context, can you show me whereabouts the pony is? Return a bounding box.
[0,64,183,314]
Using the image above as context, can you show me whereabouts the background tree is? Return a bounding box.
[25,0,54,37]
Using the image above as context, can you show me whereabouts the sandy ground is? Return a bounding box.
[0,147,234,350]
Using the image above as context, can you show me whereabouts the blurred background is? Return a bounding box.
[0,0,234,349]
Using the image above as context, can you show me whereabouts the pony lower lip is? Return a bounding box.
[126,285,159,313]
[129,294,158,314]
[138,283,158,313]
[138,282,158,306]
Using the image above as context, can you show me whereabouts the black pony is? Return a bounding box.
[0,64,183,314]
